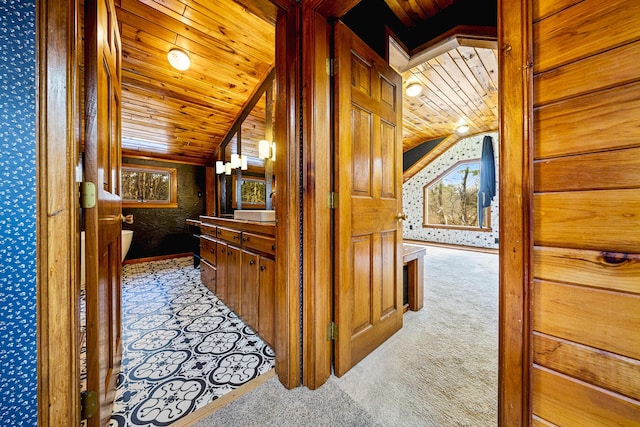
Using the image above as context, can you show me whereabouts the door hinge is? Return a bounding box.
[328,321,338,340]
[80,390,98,420]
[326,58,335,76]
[79,181,96,209]
[328,192,337,209]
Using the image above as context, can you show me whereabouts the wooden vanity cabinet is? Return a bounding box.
[216,241,228,302]
[199,216,276,348]
[225,245,241,314]
[258,257,275,348]
[241,250,260,331]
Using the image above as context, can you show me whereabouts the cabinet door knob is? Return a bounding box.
[242,236,248,242]
[271,244,276,250]
[260,265,266,271]
[249,260,255,266]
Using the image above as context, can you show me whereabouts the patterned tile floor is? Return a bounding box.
[95,256,275,426]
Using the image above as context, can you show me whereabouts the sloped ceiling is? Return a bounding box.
[113,0,497,167]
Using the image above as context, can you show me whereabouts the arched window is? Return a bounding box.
[423,160,490,230]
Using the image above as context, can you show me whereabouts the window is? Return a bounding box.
[121,164,178,208]
[423,160,490,230]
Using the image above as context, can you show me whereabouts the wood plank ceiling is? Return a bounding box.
[114,0,497,166]
[115,0,275,165]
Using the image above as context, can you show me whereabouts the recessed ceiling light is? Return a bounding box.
[167,48,190,71]
[405,83,422,97]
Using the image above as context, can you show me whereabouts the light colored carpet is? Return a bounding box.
[194,245,498,427]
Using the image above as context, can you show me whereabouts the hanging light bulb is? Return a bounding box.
[224,162,232,175]
[241,155,248,170]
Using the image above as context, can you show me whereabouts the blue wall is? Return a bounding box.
[0,1,38,425]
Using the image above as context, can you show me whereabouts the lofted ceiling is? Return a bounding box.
[113,0,497,167]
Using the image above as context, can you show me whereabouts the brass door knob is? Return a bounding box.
[396,212,408,221]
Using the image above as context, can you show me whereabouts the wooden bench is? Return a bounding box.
[403,243,426,312]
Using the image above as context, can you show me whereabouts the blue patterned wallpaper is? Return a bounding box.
[402,132,500,249]
[0,1,38,425]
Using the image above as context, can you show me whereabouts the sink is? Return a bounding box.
[233,209,275,222]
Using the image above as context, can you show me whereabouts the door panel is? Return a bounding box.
[334,21,403,377]
[84,0,122,424]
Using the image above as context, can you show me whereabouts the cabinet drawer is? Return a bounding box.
[216,226,241,244]
[201,259,216,294]
[242,232,275,256]
[200,236,216,265]
[200,223,216,237]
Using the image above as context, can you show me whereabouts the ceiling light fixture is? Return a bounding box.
[456,124,470,135]
[167,48,190,71]
[405,82,422,97]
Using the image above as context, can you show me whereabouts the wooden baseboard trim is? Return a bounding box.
[171,369,277,427]
[123,252,193,265]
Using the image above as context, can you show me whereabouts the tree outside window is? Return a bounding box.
[122,164,178,208]
[423,160,490,230]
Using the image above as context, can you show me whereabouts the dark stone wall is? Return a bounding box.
[122,157,205,260]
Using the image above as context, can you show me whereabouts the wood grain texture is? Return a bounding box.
[534,81,640,159]
[301,6,332,390]
[116,0,275,164]
[534,332,640,401]
[497,0,532,424]
[532,366,640,426]
[533,190,640,253]
[36,0,82,425]
[533,246,640,295]
[534,41,640,107]
[401,46,498,151]
[273,5,302,389]
[532,0,580,22]
[533,0,640,73]
[534,147,640,192]
[533,279,640,360]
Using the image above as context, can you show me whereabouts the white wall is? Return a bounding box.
[402,132,499,249]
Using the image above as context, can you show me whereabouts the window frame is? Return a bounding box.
[422,159,492,231]
[121,163,178,209]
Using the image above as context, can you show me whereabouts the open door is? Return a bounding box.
[333,21,404,377]
[84,0,123,424]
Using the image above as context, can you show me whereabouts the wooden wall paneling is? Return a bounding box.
[532,366,640,426]
[534,147,640,193]
[274,3,302,389]
[533,246,640,295]
[533,41,640,106]
[301,5,333,389]
[205,166,215,216]
[533,0,640,73]
[533,190,640,253]
[531,0,581,23]
[534,81,640,159]
[497,0,532,424]
[533,279,640,360]
[533,333,640,401]
[37,0,81,425]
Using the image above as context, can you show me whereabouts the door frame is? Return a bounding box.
[36,0,82,425]
[36,0,531,424]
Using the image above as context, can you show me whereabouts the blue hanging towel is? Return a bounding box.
[478,135,496,228]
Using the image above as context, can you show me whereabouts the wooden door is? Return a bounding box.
[84,0,122,424]
[333,21,404,376]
